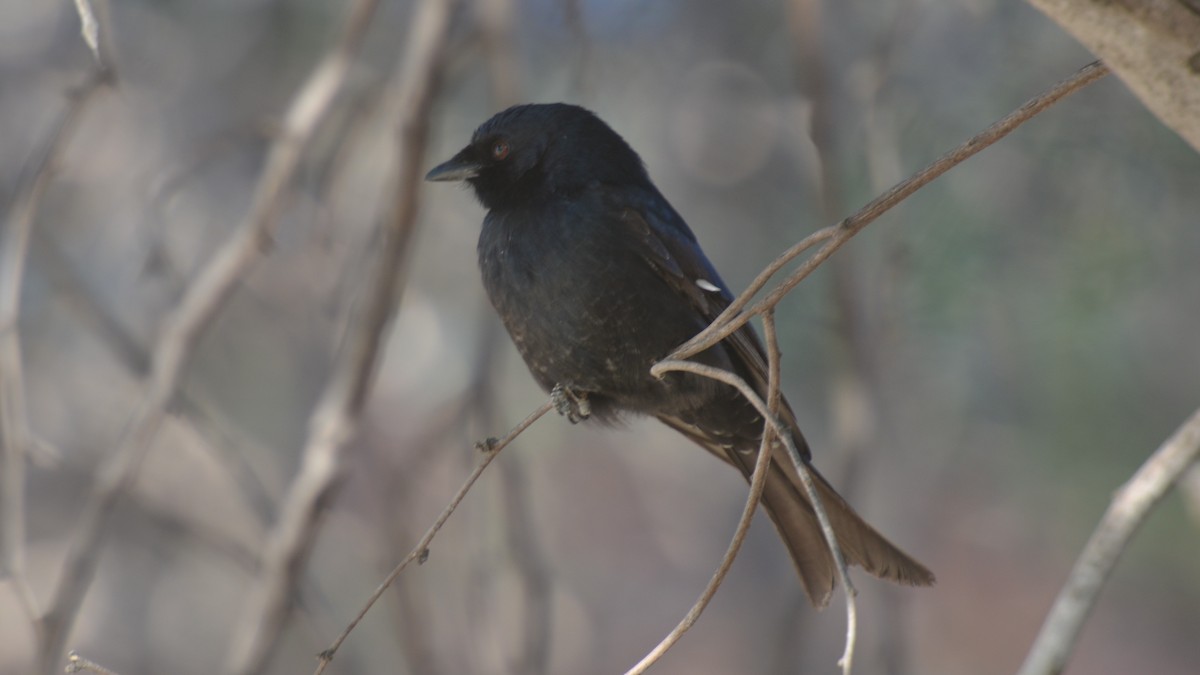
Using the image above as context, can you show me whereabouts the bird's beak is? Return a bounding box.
[425,149,481,182]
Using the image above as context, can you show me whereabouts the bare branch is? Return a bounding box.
[1016,406,1200,675]
[37,1,381,670]
[669,60,1110,362]
[1029,0,1200,152]
[641,314,861,673]
[650,355,859,672]
[624,314,783,675]
[313,400,554,675]
[221,0,458,672]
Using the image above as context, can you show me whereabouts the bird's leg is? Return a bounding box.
[551,383,591,423]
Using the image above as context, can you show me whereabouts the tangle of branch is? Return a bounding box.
[222,0,459,672]
[37,1,381,671]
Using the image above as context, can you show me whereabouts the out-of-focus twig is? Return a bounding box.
[222,0,458,672]
[669,61,1110,363]
[36,233,283,524]
[65,650,120,675]
[313,399,554,675]
[641,315,861,674]
[0,69,109,649]
[1016,406,1200,675]
[37,1,381,671]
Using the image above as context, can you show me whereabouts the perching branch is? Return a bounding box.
[647,332,860,675]
[1016,406,1200,675]
[222,0,457,672]
[624,312,783,675]
[37,1,381,671]
[669,60,1110,363]
[312,400,555,675]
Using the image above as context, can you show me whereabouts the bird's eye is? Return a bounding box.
[492,141,510,160]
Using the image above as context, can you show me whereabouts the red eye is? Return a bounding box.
[492,141,510,160]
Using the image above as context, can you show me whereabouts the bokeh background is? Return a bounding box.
[2,1,1198,674]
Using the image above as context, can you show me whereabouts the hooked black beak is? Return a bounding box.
[425,149,481,182]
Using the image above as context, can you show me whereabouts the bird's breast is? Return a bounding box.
[476,202,715,411]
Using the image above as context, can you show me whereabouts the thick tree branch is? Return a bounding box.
[1029,0,1200,152]
[669,60,1110,362]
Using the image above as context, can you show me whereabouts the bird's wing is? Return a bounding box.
[617,196,812,462]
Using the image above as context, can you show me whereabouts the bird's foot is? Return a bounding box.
[551,384,591,424]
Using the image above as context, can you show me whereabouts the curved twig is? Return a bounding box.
[640,333,859,673]
[669,60,1110,362]
[624,312,784,675]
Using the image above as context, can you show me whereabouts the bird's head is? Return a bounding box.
[425,103,649,210]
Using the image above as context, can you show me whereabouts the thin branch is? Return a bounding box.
[636,316,859,673]
[37,2,381,671]
[624,315,783,675]
[313,400,554,675]
[0,69,109,651]
[1016,406,1200,675]
[766,310,859,675]
[222,0,456,672]
[669,60,1110,362]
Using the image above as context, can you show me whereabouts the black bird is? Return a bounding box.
[426,103,933,606]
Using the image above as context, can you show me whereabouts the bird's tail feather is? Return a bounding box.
[654,412,933,607]
[759,456,935,607]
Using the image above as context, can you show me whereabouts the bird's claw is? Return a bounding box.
[551,383,591,424]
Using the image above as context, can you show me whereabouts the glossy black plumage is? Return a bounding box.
[426,103,933,606]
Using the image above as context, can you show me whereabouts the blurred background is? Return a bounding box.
[2,0,1198,673]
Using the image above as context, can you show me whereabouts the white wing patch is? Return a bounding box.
[695,278,720,292]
